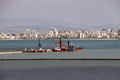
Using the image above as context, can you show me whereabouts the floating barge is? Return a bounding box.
[23,38,82,53]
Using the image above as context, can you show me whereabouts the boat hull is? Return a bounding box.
[52,48,82,52]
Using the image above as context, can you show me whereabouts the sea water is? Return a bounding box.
[0,40,120,80]
[0,40,120,50]
[0,60,120,80]
[0,40,120,59]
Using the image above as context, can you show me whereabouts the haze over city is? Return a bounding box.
[0,0,120,33]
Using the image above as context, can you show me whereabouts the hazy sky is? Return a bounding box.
[0,0,120,31]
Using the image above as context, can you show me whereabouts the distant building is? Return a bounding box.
[52,28,59,38]
[23,29,38,39]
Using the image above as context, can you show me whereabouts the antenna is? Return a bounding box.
[59,38,62,49]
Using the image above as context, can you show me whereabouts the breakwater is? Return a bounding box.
[0,51,23,54]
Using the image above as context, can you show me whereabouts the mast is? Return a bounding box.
[38,39,42,48]
[59,38,62,49]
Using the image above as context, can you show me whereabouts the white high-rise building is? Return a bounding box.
[78,31,87,39]
[78,31,82,39]
[48,31,54,38]
[52,28,58,38]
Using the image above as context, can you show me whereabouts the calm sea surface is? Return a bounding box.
[0,40,120,80]
[0,40,120,59]
[0,40,120,50]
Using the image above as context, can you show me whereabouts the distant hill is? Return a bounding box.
[0,19,120,33]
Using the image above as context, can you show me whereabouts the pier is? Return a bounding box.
[0,51,23,54]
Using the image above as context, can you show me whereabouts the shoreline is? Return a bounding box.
[0,39,119,40]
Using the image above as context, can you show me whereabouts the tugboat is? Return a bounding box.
[52,38,82,52]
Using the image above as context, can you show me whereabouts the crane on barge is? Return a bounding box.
[52,38,82,52]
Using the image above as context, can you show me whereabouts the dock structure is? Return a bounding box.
[0,51,23,54]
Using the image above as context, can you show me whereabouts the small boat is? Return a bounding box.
[23,39,51,53]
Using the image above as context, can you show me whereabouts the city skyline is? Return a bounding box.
[0,0,120,33]
[0,28,120,40]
